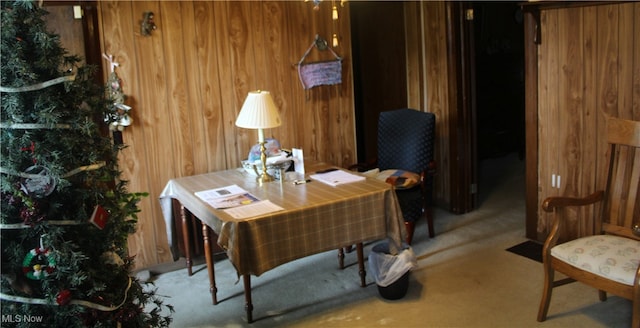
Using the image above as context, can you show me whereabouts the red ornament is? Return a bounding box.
[20,141,36,164]
[56,289,72,306]
[90,205,109,229]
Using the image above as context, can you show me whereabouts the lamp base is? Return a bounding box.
[256,139,275,184]
[256,172,275,183]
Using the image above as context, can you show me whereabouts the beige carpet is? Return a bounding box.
[144,153,632,327]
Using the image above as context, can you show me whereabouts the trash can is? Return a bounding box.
[368,241,417,300]
[377,270,410,300]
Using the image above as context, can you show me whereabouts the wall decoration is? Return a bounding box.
[102,53,132,132]
[141,11,156,36]
[297,35,342,90]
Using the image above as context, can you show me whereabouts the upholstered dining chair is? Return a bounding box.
[537,117,640,327]
[351,108,436,244]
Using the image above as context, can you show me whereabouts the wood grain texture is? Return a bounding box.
[535,3,640,241]
[160,1,194,178]
[558,7,584,238]
[93,0,640,269]
[99,1,169,268]
[538,8,557,237]
[634,4,640,120]
[98,1,358,269]
[524,10,540,240]
[43,6,86,65]
[419,1,449,208]
[132,0,174,266]
[197,1,228,173]
[177,1,209,175]
[581,6,598,239]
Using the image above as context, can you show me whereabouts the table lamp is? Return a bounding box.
[235,90,282,183]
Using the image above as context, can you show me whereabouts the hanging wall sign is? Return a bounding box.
[297,36,342,90]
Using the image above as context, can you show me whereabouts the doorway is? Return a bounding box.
[473,2,525,206]
[42,3,107,134]
[349,2,525,215]
[42,3,103,85]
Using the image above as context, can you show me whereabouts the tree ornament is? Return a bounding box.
[22,247,56,280]
[102,53,132,131]
[20,141,37,164]
[56,289,72,306]
[20,165,56,198]
[101,251,124,267]
[90,204,109,229]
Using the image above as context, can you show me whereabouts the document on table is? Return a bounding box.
[223,200,284,219]
[309,169,365,187]
[195,184,260,209]
[195,184,284,218]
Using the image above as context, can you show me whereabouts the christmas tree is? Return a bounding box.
[0,1,172,326]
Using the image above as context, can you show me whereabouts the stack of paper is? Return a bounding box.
[195,184,259,209]
[195,184,284,219]
[309,169,366,187]
[223,201,284,219]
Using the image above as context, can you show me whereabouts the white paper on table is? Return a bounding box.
[223,200,284,219]
[309,170,365,187]
[195,184,259,209]
[195,184,245,199]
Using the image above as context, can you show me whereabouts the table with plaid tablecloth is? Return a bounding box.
[159,161,405,322]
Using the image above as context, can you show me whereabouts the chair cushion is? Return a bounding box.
[375,169,420,189]
[551,235,640,286]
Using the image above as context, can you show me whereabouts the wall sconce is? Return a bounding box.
[141,12,156,36]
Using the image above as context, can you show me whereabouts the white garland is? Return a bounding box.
[0,277,132,311]
[0,123,73,129]
[0,221,86,229]
[0,75,75,93]
[0,161,105,180]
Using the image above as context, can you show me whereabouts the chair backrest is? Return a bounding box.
[377,109,435,175]
[601,117,640,240]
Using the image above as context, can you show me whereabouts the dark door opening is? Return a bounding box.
[473,2,525,205]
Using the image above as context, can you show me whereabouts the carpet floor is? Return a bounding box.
[143,153,632,327]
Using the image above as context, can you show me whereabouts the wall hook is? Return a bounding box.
[141,12,156,36]
[314,34,328,51]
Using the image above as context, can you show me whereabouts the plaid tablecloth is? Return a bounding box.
[160,162,405,276]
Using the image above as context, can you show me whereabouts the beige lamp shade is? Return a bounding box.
[235,90,282,129]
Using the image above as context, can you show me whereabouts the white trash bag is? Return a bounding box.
[368,241,417,287]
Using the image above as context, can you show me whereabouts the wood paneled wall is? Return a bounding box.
[96,0,640,268]
[404,1,451,208]
[98,1,354,268]
[96,0,459,269]
[535,2,640,240]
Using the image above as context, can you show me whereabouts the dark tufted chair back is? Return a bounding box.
[376,109,436,241]
[377,109,435,176]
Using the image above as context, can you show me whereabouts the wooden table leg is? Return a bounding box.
[202,223,218,305]
[338,248,345,269]
[356,242,365,287]
[243,274,253,323]
[179,204,193,276]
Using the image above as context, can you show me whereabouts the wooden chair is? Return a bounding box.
[537,117,640,327]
